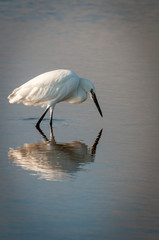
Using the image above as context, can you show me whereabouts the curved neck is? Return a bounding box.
[79,78,92,92]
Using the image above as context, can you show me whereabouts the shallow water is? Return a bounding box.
[1,1,159,239]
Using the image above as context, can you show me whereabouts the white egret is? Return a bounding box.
[8,69,103,128]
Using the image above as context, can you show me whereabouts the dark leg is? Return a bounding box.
[50,117,52,127]
[49,124,56,144]
[49,106,54,127]
[36,125,49,142]
[36,107,50,129]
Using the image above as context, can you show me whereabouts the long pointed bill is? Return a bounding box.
[91,89,103,117]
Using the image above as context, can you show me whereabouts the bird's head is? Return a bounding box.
[81,78,103,117]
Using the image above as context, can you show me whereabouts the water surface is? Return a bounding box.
[0,1,159,240]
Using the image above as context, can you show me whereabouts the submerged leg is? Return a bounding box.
[36,107,50,129]
[49,124,56,143]
[49,106,54,126]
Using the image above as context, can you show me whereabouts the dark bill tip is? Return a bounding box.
[91,89,103,117]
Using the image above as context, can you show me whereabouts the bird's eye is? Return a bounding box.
[90,89,94,94]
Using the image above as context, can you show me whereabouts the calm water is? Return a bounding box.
[1,1,159,239]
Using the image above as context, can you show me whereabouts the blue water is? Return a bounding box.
[0,1,159,239]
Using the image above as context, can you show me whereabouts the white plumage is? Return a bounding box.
[8,69,103,128]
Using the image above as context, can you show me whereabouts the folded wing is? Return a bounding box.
[8,70,79,107]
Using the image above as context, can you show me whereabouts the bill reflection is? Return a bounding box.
[8,127,103,181]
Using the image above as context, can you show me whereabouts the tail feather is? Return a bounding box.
[8,86,49,107]
[8,87,23,103]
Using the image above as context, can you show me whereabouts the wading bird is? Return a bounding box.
[8,69,103,128]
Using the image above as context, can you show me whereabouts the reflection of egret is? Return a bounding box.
[8,127,103,181]
[8,69,103,128]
